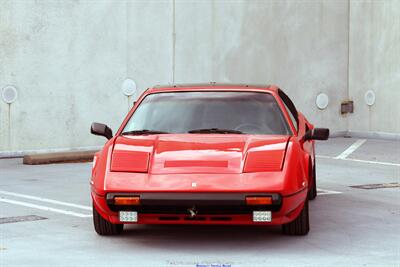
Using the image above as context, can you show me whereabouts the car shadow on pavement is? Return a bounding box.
[118,224,292,251]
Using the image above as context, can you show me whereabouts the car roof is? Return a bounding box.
[146,83,279,94]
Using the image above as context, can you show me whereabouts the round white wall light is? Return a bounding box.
[2,86,18,104]
[121,79,137,96]
[364,90,375,106]
[316,93,329,110]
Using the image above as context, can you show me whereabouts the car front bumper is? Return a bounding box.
[92,189,307,225]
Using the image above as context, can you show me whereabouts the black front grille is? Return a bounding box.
[106,192,282,214]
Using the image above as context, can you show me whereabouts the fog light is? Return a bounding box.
[119,211,138,222]
[253,211,271,222]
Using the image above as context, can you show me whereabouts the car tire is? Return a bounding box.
[93,204,123,235]
[282,200,309,235]
[308,164,317,200]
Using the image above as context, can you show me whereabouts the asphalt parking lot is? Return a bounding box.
[0,137,399,267]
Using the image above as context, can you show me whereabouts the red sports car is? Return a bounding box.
[90,84,329,236]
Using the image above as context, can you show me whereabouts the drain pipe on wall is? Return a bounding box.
[2,86,18,151]
[172,0,176,84]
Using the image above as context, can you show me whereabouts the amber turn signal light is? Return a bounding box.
[114,196,140,205]
[246,196,272,205]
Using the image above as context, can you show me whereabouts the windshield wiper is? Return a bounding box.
[121,129,169,135]
[188,128,243,134]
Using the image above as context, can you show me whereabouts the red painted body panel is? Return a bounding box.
[111,134,289,174]
[91,85,316,226]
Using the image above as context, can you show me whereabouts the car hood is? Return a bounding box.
[111,134,290,174]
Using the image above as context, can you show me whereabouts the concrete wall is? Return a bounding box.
[348,0,400,134]
[0,0,173,152]
[0,0,398,153]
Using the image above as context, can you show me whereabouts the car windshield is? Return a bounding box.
[122,91,291,135]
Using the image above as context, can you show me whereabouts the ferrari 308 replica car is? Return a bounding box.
[90,84,329,236]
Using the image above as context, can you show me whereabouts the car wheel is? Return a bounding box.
[93,204,123,235]
[308,163,317,200]
[282,200,309,235]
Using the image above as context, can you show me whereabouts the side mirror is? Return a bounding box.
[91,122,113,140]
[303,128,329,141]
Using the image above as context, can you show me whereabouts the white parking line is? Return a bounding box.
[0,198,92,218]
[316,155,400,167]
[335,139,367,159]
[341,157,400,167]
[0,190,91,210]
[317,188,342,195]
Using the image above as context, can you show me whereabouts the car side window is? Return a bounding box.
[278,89,299,132]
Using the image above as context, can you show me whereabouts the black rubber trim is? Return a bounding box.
[107,192,281,205]
[278,88,299,128]
[106,192,282,214]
